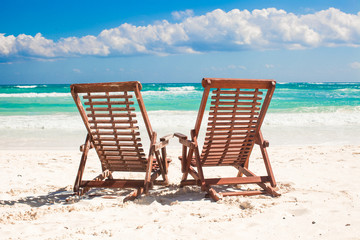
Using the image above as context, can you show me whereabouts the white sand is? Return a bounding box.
[1,143,360,239]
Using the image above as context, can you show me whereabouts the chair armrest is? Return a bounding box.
[80,142,94,152]
[255,139,269,148]
[154,141,169,151]
[174,132,187,140]
[154,134,173,151]
[160,133,174,142]
[174,132,197,149]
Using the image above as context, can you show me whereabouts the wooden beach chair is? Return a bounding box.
[70,81,171,202]
[174,78,280,201]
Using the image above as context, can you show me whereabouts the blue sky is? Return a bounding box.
[0,0,359,84]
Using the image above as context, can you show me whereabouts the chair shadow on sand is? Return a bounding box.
[0,185,211,208]
[0,183,253,208]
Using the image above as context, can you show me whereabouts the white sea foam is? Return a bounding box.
[164,86,196,91]
[1,110,360,149]
[15,85,38,89]
[1,110,359,130]
[265,112,360,127]
[0,92,71,98]
[334,88,360,92]
[142,86,200,97]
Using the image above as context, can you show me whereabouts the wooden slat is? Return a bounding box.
[89,119,138,124]
[212,90,263,95]
[105,156,146,161]
[106,165,147,171]
[90,125,139,130]
[86,107,136,112]
[202,148,250,154]
[104,152,145,157]
[181,176,270,186]
[204,141,252,146]
[207,122,256,127]
[106,159,147,164]
[104,148,144,153]
[206,126,256,131]
[71,81,141,93]
[203,152,250,157]
[93,136,140,141]
[204,136,251,141]
[211,95,262,100]
[103,150,144,155]
[91,131,140,136]
[100,147,143,152]
[98,145,143,150]
[209,111,259,116]
[87,113,136,118]
[85,101,135,106]
[94,141,138,146]
[209,116,259,121]
[202,78,275,89]
[201,159,245,164]
[211,101,261,106]
[202,160,248,165]
[83,94,133,99]
[203,158,248,162]
[107,162,147,167]
[205,131,254,136]
[203,142,252,147]
[103,148,145,153]
[80,179,145,188]
[106,161,147,166]
[106,168,147,172]
[94,142,141,147]
[203,153,250,159]
[210,106,260,111]
[107,166,147,171]
[202,158,247,164]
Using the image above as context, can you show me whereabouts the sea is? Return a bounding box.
[1,82,360,149]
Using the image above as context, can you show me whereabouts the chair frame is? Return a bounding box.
[174,78,280,201]
[70,81,171,202]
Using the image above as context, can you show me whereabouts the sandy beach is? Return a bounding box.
[1,142,360,239]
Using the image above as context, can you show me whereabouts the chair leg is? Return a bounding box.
[74,134,91,193]
[123,187,144,203]
[208,187,222,201]
[155,150,168,185]
[238,166,280,197]
[194,146,206,191]
[257,131,277,187]
[181,147,194,183]
[144,152,155,194]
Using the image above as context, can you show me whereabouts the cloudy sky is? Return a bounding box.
[0,0,359,84]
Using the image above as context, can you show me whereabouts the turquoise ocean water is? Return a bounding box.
[0,82,359,149]
[0,82,359,115]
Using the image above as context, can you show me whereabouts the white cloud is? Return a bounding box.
[350,62,360,69]
[210,64,247,71]
[265,64,275,68]
[0,34,16,55]
[0,8,360,61]
[227,64,247,70]
[172,9,194,20]
[73,68,81,73]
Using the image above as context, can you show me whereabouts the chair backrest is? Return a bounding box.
[194,78,276,167]
[71,81,153,172]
